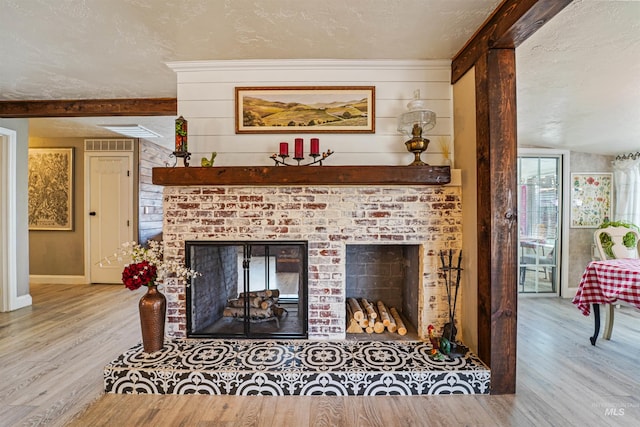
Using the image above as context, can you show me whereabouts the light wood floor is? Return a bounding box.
[1,283,639,426]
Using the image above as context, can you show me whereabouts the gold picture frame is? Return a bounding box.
[28,148,74,230]
[235,86,375,134]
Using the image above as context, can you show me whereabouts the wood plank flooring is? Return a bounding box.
[1,283,639,426]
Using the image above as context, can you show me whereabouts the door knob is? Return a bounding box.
[89,211,96,216]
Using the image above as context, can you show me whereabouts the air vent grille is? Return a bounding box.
[84,139,134,152]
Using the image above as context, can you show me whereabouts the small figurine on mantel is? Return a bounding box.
[201,152,217,167]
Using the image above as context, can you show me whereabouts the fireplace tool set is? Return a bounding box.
[437,249,468,358]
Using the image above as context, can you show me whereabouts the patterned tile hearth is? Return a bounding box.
[104,339,490,396]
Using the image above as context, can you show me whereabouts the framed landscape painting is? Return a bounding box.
[235,86,375,133]
[570,172,612,228]
[28,148,74,230]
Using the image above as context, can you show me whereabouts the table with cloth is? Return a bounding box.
[572,258,640,345]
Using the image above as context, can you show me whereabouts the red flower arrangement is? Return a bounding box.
[122,260,158,290]
[102,241,200,291]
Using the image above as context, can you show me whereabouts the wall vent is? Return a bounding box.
[84,139,134,152]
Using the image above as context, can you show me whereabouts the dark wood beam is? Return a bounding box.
[152,165,451,187]
[0,98,177,118]
[474,53,492,372]
[475,48,519,395]
[451,0,573,83]
[453,0,574,395]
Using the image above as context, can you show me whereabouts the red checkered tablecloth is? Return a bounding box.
[572,258,640,316]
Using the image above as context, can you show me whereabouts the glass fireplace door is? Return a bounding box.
[185,241,308,339]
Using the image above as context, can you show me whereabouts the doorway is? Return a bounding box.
[517,153,565,295]
[85,151,134,283]
[0,127,26,311]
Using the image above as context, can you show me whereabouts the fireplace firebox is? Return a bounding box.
[185,240,308,339]
[345,244,420,336]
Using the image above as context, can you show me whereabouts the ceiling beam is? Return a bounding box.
[451,0,573,83]
[0,98,177,118]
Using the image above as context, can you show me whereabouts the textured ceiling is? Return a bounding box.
[517,0,640,156]
[1,0,638,155]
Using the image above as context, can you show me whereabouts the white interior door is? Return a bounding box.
[87,154,133,283]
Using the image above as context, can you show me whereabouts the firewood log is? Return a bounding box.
[239,289,280,299]
[371,303,384,333]
[387,315,397,333]
[373,318,385,334]
[347,298,364,321]
[260,297,276,310]
[227,297,262,308]
[269,289,280,299]
[390,307,407,336]
[360,298,377,320]
[346,304,364,333]
[223,306,272,318]
[377,301,392,327]
[239,290,266,298]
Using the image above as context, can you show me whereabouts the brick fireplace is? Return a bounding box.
[103,166,492,397]
[158,166,462,340]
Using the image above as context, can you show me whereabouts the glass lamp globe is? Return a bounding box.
[397,91,436,166]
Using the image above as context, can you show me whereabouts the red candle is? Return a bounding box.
[310,138,320,156]
[279,142,289,156]
[294,138,304,159]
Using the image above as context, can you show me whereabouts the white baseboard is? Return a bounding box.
[29,275,88,285]
[13,293,33,310]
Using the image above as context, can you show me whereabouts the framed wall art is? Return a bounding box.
[570,172,612,228]
[28,148,74,230]
[235,86,375,134]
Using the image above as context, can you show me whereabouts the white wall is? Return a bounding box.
[167,60,453,167]
[0,119,32,311]
[453,68,478,353]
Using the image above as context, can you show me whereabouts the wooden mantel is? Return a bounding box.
[152,165,451,186]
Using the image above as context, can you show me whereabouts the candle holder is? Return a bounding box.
[167,151,191,167]
[270,150,333,166]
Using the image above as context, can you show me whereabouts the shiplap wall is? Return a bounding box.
[138,140,172,244]
[168,60,453,167]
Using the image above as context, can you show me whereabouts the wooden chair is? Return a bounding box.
[593,225,640,339]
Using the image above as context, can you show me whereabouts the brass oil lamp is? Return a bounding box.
[397,90,436,166]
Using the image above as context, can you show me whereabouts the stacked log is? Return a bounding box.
[376,301,397,333]
[223,289,285,321]
[239,289,280,299]
[389,307,407,336]
[347,298,364,322]
[223,306,272,318]
[346,304,363,333]
[345,298,407,335]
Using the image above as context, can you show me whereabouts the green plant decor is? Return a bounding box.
[598,220,639,258]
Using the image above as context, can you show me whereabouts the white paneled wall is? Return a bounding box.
[167,60,453,167]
